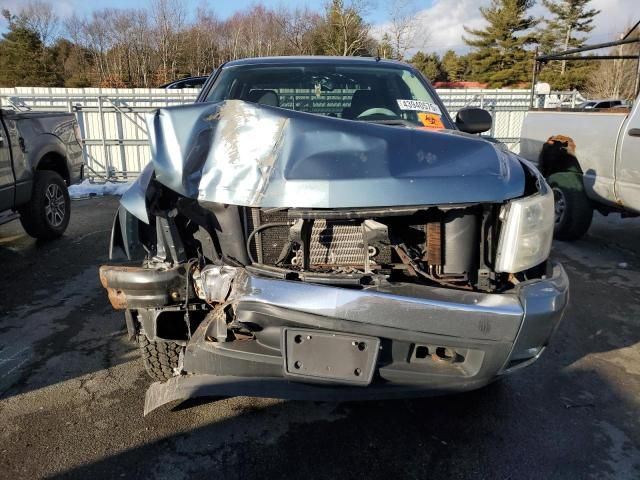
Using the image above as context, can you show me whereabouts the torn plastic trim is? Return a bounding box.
[144,375,479,416]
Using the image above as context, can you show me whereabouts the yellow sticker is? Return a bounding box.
[418,112,444,129]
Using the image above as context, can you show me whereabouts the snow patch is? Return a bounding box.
[69,180,131,199]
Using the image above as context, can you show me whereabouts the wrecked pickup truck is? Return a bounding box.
[99,57,568,414]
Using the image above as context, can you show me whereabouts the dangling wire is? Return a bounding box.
[183,258,197,340]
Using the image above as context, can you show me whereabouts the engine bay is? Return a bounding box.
[242,205,502,291]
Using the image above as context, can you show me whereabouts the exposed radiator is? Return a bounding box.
[309,220,364,266]
[246,208,389,268]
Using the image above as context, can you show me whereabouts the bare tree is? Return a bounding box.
[16,0,59,46]
[1,0,385,87]
[585,33,640,100]
[79,11,113,83]
[385,0,420,60]
[150,0,187,84]
[276,7,322,55]
[322,0,373,56]
[128,10,154,86]
[183,7,221,76]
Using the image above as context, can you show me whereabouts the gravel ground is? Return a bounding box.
[0,196,639,479]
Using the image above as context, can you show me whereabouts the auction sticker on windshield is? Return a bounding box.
[418,112,445,129]
[397,99,441,114]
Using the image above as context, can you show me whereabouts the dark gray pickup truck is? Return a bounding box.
[0,109,84,239]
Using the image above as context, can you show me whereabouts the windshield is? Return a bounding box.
[204,63,450,129]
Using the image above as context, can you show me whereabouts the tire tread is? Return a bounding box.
[138,335,183,382]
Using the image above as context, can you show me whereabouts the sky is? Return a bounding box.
[0,0,637,54]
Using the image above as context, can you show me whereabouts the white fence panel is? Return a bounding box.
[0,87,580,180]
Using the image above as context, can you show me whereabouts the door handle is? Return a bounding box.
[629,128,640,137]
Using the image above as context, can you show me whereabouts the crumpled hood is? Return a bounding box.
[125,100,524,219]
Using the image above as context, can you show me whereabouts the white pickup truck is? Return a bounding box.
[520,97,640,240]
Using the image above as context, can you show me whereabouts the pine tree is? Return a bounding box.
[538,0,600,89]
[0,10,60,87]
[463,0,538,87]
[442,50,463,82]
[410,52,446,82]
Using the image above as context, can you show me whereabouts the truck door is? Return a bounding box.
[615,100,640,213]
[0,112,16,210]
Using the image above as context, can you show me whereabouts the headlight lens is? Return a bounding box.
[495,190,554,273]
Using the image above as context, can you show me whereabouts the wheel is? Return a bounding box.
[547,172,593,241]
[138,335,183,382]
[18,171,70,239]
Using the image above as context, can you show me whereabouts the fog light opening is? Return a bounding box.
[433,347,456,363]
[415,345,430,359]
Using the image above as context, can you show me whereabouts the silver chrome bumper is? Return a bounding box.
[144,262,569,415]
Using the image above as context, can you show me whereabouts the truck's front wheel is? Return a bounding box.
[548,172,593,241]
[19,171,70,240]
[138,335,183,382]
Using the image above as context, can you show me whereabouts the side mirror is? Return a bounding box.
[455,107,492,134]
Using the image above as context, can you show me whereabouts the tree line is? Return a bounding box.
[0,0,637,98]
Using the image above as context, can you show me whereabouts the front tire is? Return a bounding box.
[548,172,593,241]
[138,335,183,382]
[18,171,70,240]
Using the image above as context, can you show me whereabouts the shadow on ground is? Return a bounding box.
[55,219,640,479]
[1,201,639,479]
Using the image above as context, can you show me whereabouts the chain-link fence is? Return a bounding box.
[0,87,582,180]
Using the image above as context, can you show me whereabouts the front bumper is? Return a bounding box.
[143,262,569,414]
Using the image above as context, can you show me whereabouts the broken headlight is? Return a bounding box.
[495,190,554,273]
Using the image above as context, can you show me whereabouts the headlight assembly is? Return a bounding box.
[495,189,555,273]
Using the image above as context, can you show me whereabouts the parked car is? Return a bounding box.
[520,94,639,240]
[576,99,626,109]
[161,76,209,90]
[0,109,84,239]
[100,57,568,414]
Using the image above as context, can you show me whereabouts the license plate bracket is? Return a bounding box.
[283,329,380,385]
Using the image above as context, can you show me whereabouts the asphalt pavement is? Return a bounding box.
[1,196,639,479]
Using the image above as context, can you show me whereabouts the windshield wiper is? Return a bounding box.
[358,119,417,128]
